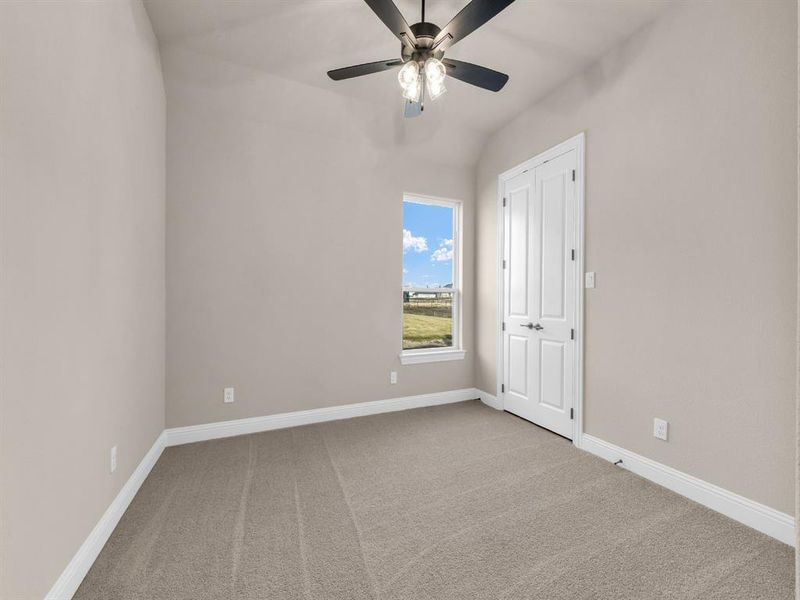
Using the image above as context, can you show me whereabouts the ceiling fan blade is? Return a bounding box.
[433,0,515,52]
[443,59,509,92]
[404,99,423,118]
[327,59,404,81]
[363,0,417,47]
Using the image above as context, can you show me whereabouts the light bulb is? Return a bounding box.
[424,58,446,86]
[398,61,420,88]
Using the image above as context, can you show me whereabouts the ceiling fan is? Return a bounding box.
[327,0,515,118]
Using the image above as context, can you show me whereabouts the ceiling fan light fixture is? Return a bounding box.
[398,61,419,88]
[401,75,422,102]
[427,78,446,100]
[398,60,422,102]
[424,58,447,100]
[424,58,446,85]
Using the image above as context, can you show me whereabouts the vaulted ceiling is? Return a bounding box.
[145,0,672,166]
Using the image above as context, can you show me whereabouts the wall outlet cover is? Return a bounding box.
[390,371,398,384]
[224,387,235,403]
[654,418,669,441]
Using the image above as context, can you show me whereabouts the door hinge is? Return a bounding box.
[570,328,575,340]
[502,197,507,207]
[501,384,505,393]
[572,169,576,181]
[502,322,506,331]
[570,408,574,420]
[571,249,575,261]
[502,259,507,269]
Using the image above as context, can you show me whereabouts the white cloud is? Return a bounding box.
[431,238,453,262]
[403,229,428,253]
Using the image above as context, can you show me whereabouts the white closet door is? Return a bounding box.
[503,149,577,439]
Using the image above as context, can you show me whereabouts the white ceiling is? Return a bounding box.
[145,0,673,162]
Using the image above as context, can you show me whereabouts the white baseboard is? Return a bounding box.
[476,389,502,410]
[165,388,481,446]
[581,434,795,547]
[45,431,167,600]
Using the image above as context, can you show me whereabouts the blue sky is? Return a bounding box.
[403,200,453,288]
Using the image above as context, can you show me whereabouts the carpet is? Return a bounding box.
[75,400,795,599]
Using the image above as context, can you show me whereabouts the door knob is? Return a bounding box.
[521,322,544,330]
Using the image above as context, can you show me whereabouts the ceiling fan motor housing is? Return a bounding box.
[401,21,445,63]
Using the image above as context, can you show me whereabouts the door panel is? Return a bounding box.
[541,172,566,319]
[502,149,577,439]
[507,185,531,318]
[507,335,528,396]
[539,340,564,409]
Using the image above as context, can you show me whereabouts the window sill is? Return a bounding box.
[399,349,466,365]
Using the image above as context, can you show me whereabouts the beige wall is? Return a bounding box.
[162,45,475,428]
[476,0,797,514]
[0,1,166,597]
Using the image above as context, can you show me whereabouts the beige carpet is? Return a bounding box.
[75,400,794,599]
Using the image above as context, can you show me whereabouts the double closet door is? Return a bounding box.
[502,149,577,439]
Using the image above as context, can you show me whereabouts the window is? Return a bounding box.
[401,195,465,364]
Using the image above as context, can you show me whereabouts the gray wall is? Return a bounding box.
[476,0,797,514]
[0,1,166,597]
[162,45,476,428]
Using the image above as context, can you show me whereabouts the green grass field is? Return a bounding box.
[403,313,453,349]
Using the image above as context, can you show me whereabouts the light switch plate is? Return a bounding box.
[390,371,397,384]
[585,272,596,288]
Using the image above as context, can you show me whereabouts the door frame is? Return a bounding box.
[495,132,586,447]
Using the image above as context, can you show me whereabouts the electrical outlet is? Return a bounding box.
[585,272,596,288]
[110,446,117,473]
[224,387,235,403]
[653,418,668,441]
[390,371,397,384]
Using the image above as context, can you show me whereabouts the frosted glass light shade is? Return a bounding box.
[424,58,446,85]
[398,61,420,88]
[427,79,446,100]
[402,77,422,102]
[423,58,447,100]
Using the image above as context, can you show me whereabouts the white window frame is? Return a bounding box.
[400,193,465,365]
